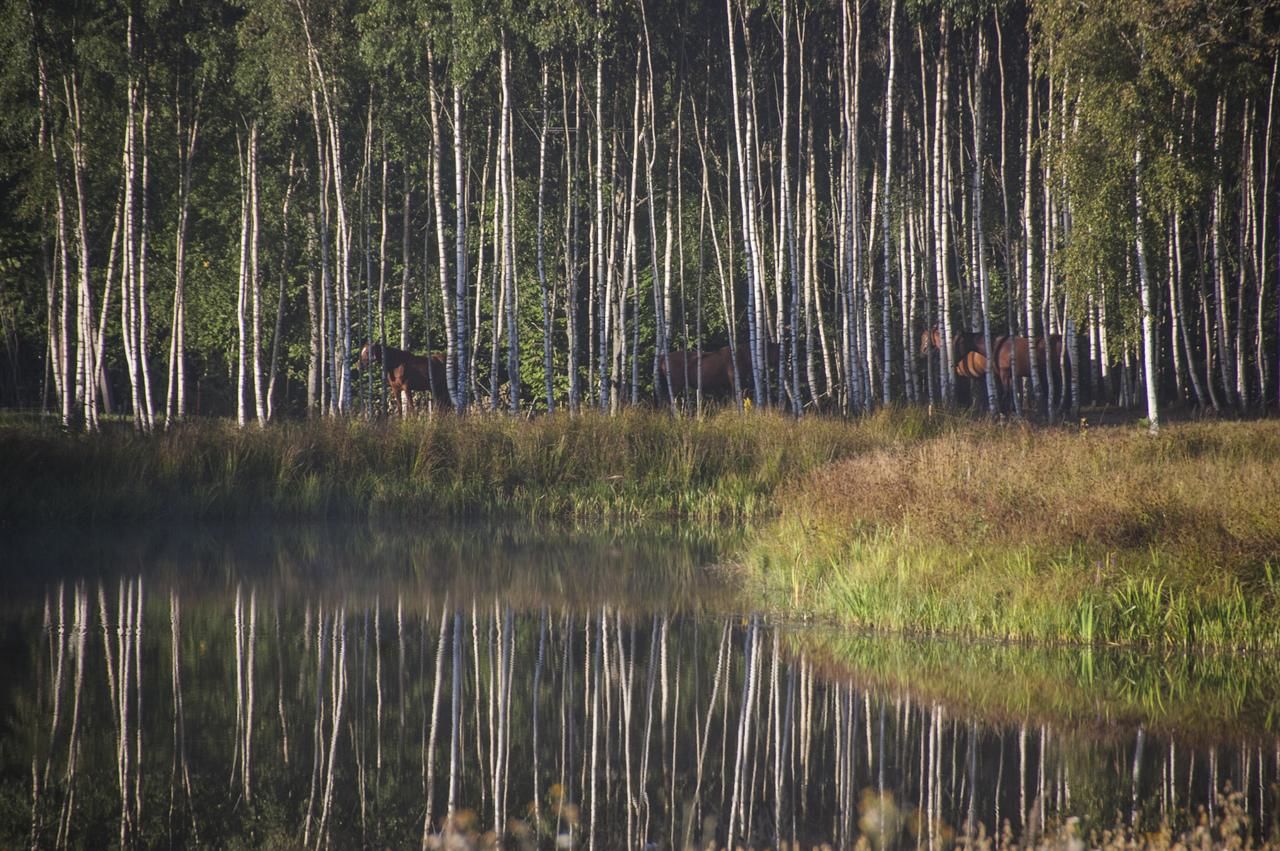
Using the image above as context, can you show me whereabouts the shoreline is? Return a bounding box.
[3,410,1277,651]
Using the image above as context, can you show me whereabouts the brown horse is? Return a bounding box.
[918,327,990,366]
[357,343,452,412]
[920,327,1069,410]
[661,343,781,402]
[990,334,1069,402]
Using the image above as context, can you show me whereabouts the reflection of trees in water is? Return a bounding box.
[10,582,1280,849]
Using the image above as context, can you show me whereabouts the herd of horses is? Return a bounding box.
[359,329,1067,413]
[356,341,782,410]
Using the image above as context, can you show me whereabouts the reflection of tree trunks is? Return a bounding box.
[1209,745,1219,827]
[637,619,657,842]
[230,585,256,802]
[275,601,290,767]
[616,617,635,848]
[557,613,573,838]
[22,591,1280,847]
[587,612,602,851]
[446,611,462,840]
[421,603,448,846]
[726,618,760,846]
[771,632,784,847]
[966,719,977,840]
[375,603,383,777]
[532,609,546,827]
[31,587,65,845]
[169,590,197,842]
[1038,724,1048,836]
[302,611,327,846]
[1131,725,1145,826]
[472,604,488,812]
[108,579,142,846]
[55,586,88,849]
[315,611,346,849]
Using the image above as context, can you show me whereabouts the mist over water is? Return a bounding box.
[3,522,1277,848]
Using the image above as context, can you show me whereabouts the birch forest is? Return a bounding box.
[2,0,1277,429]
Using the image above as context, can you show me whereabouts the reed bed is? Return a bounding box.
[0,407,938,524]
[744,419,1280,649]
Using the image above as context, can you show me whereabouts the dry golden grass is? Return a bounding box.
[791,420,1280,577]
[746,419,1280,648]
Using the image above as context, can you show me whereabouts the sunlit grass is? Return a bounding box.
[744,419,1280,650]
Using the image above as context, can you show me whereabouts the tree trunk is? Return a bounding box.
[501,37,520,414]
[1135,143,1160,433]
[933,13,953,406]
[426,52,458,409]
[166,82,199,426]
[880,0,898,406]
[250,122,265,426]
[971,27,998,411]
[1259,54,1276,405]
[563,59,582,413]
[727,0,765,407]
[454,85,469,411]
[537,60,554,412]
[1211,95,1234,407]
[236,131,250,428]
[267,153,296,422]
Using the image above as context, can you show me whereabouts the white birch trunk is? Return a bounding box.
[1135,143,1160,433]
[880,0,898,405]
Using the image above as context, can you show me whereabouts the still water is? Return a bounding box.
[2,521,1277,849]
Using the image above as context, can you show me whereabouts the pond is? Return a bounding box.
[2,521,1277,848]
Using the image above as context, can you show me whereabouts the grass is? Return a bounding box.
[0,407,940,525]
[4,409,1278,650]
[742,418,1280,650]
[786,627,1280,742]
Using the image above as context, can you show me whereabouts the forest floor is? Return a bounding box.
[2,407,1277,649]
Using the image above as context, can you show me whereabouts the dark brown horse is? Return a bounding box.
[660,343,781,402]
[990,334,1069,402]
[357,343,452,412]
[918,327,989,364]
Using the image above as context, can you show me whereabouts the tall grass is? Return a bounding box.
[744,420,1280,650]
[0,407,942,524]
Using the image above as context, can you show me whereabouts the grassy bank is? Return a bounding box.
[0,408,938,524]
[743,419,1280,649]
[5,410,1279,649]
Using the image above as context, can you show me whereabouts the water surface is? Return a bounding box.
[2,521,1277,848]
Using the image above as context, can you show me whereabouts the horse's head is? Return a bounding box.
[357,343,382,370]
[918,327,942,357]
